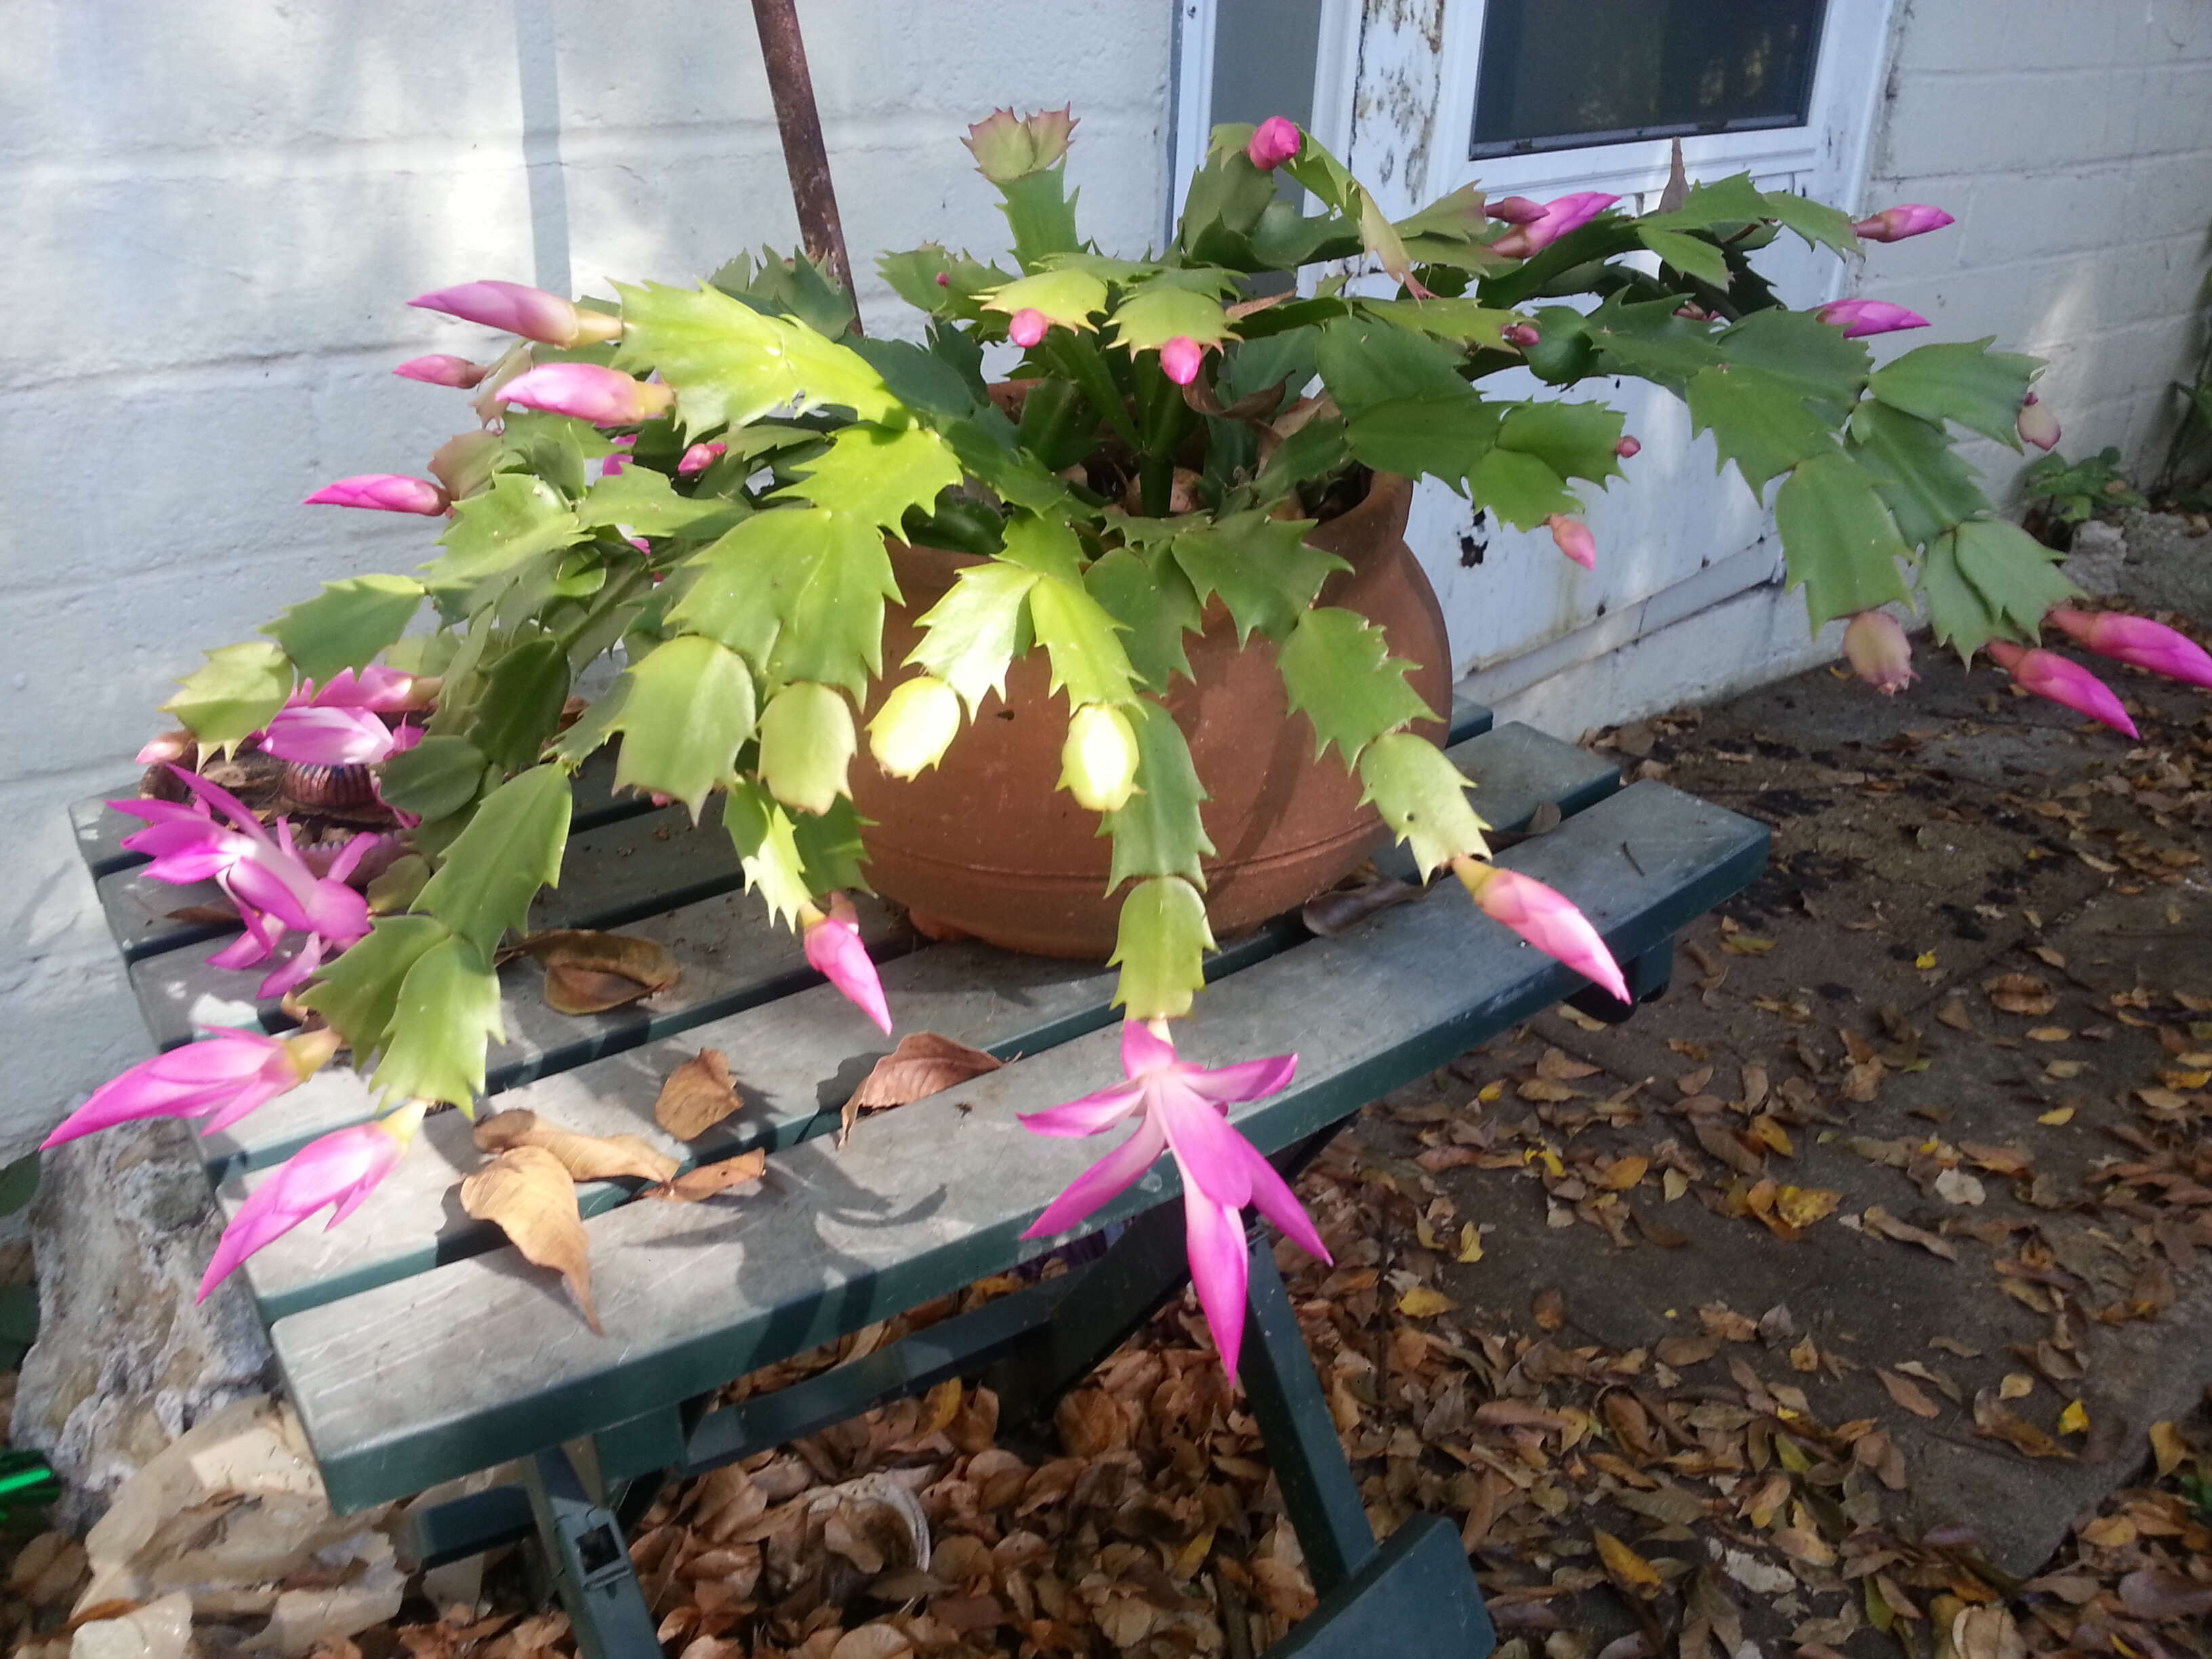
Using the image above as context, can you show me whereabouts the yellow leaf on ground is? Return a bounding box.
[1396,1286,1457,1317]
[2057,1399,2089,1435]
[2038,1105,2075,1126]
[1999,1372,2034,1400]
[2150,1420,2187,1475]
[1456,1223,1484,1263]
[1914,951,1937,970]
[2026,1027,2072,1044]
[1593,1530,1663,1595]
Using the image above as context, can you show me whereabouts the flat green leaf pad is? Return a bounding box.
[413,764,572,958]
[1772,451,1914,628]
[372,935,506,1107]
[1357,733,1489,878]
[608,635,758,818]
[264,576,425,687]
[1109,876,1215,1019]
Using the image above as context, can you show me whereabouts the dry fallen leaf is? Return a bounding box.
[656,1049,745,1139]
[1593,1530,1662,1598]
[1971,1389,2071,1459]
[1532,1286,1567,1331]
[474,1108,678,1185]
[1861,1205,1959,1261]
[1876,1369,1942,1420]
[644,1149,769,1203]
[1984,974,2056,1017]
[2149,1419,2188,1476]
[509,930,682,1015]
[460,1146,603,1334]
[1396,1286,1457,1318]
[841,1032,1004,1142]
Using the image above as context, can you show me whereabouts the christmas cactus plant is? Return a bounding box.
[53,110,2212,1370]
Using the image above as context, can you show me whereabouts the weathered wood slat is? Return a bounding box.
[271,781,1765,1511]
[218,724,1615,1317]
[195,896,918,1179]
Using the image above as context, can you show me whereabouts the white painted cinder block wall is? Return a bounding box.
[0,1,1172,1164]
[1469,0,2212,739]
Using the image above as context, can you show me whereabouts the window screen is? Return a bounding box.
[1471,0,1826,159]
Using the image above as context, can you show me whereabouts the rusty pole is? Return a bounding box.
[747,0,861,331]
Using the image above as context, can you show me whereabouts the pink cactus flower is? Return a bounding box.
[1490,192,1620,258]
[1812,299,1930,338]
[1451,861,1631,1004]
[393,354,489,388]
[296,667,434,713]
[115,767,375,998]
[1615,436,1641,459]
[2046,608,2212,691]
[43,1027,342,1149]
[1019,1020,1328,1381]
[1159,336,1207,387]
[261,705,422,767]
[1246,116,1302,171]
[802,895,891,1034]
[1985,641,2139,739]
[500,363,675,428]
[1485,196,1547,225]
[1547,514,1596,571]
[1851,205,1954,243]
[1843,611,1917,695]
[1500,323,1541,350]
[2018,390,2061,451]
[304,475,450,516]
[199,1099,428,1299]
[408,281,623,349]
[676,441,728,476]
[1007,308,1050,349]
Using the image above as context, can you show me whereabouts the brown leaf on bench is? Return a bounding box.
[459,1146,603,1334]
[656,1049,743,1139]
[643,1149,769,1203]
[840,1033,1004,1144]
[474,1107,679,1185]
[505,930,680,1015]
[1300,869,1421,936]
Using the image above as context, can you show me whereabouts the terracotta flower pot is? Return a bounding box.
[848,471,1450,958]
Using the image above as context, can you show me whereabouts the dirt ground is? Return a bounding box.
[7,615,2211,1658]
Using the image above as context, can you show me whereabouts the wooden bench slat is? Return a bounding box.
[218,725,1615,1317]
[270,780,1764,1511]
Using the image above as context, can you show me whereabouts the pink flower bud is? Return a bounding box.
[1008,308,1050,349]
[2018,391,2061,451]
[677,441,728,476]
[1500,323,1541,350]
[1812,299,1930,338]
[1485,196,1547,225]
[1842,611,1917,695]
[2046,608,2212,691]
[393,354,489,388]
[500,363,676,427]
[1986,641,2139,739]
[408,281,623,348]
[198,1099,426,1299]
[304,474,450,515]
[1159,336,1207,387]
[803,895,892,1034]
[1490,192,1619,258]
[935,272,951,287]
[1452,861,1630,1004]
[136,731,196,766]
[1247,116,1302,171]
[1547,514,1595,571]
[1615,436,1641,459]
[1851,205,1955,243]
[43,1027,341,1149]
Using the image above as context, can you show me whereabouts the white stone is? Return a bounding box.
[69,1592,195,1659]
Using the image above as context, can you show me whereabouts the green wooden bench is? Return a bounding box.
[75,702,1766,1658]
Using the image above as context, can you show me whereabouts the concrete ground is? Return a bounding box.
[1318,624,2212,1650]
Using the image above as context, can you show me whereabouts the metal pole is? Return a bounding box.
[747,0,862,330]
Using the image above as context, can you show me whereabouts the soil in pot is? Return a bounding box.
[848,470,1451,959]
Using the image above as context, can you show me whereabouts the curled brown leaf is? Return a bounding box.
[656,1048,744,1139]
[841,1033,1003,1143]
[459,1146,603,1334]
[474,1107,679,1185]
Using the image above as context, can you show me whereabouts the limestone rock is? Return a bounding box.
[70,1593,194,1659]
[11,1120,272,1524]
[2059,517,2127,597]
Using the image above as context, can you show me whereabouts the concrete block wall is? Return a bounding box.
[0,1,1172,1164]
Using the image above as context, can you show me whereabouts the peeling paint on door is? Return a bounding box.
[1347,0,1448,210]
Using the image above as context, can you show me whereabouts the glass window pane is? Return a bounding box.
[1472,0,1826,159]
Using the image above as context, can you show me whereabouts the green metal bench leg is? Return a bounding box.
[1566,935,1674,1025]
[523,1448,659,1659]
[1238,1235,1375,1595]
[1265,1513,1496,1658]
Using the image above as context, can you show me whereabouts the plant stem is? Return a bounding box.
[1046,333,1143,454]
[556,560,652,655]
[748,0,861,331]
